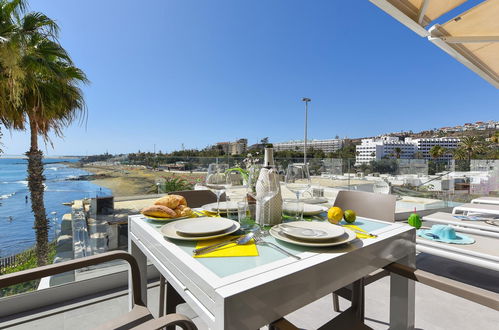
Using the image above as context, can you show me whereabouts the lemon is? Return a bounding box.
[343,210,356,223]
[327,206,343,224]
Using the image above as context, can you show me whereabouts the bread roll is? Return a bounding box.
[141,205,176,218]
[154,194,187,209]
[174,204,193,217]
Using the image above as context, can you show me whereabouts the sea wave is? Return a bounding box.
[0,180,28,185]
[0,192,15,200]
[47,167,58,171]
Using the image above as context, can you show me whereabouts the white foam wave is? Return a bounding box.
[0,192,15,200]
[15,180,28,185]
[47,167,58,171]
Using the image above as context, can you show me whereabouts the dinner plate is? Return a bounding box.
[282,202,327,216]
[161,219,240,241]
[300,197,329,204]
[202,201,239,212]
[144,215,190,221]
[274,221,345,242]
[269,226,356,247]
[175,217,234,236]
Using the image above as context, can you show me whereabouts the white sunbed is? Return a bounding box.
[471,196,499,206]
[452,203,499,216]
[419,213,499,272]
[423,212,499,235]
[416,225,499,272]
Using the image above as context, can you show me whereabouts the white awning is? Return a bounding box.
[370,0,499,88]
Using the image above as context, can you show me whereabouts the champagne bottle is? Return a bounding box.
[256,147,283,225]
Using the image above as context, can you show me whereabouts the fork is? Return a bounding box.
[253,231,301,260]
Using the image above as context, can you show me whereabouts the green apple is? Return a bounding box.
[408,213,422,229]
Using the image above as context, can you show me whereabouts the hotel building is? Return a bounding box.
[273,139,343,153]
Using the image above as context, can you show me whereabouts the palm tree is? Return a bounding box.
[429,145,446,159]
[394,147,402,159]
[1,1,88,266]
[459,136,485,163]
[453,148,467,160]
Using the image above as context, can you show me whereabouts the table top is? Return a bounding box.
[130,213,413,288]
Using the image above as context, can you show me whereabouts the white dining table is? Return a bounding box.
[128,214,416,329]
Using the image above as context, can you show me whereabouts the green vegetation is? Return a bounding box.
[1,0,87,266]
[0,242,56,297]
[157,175,196,193]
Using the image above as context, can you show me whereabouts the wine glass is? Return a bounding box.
[285,164,311,219]
[256,167,280,226]
[246,164,262,202]
[205,164,230,216]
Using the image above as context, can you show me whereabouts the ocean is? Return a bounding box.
[0,158,111,257]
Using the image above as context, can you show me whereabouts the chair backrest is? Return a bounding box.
[333,190,396,222]
[167,190,226,208]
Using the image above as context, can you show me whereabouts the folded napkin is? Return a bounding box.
[194,235,259,258]
[196,210,221,217]
[342,224,374,239]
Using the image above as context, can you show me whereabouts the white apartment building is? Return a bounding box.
[273,139,343,153]
[356,136,461,164]
[356,136,417,164]
[408,137,460,160]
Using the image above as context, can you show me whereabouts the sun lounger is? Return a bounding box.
[417,221,499,272]
[452,203,499,216]
[423,212,499,235]
[471,196,499,206]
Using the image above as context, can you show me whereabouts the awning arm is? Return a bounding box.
[369,0,430,37]
[417,0,431,25]
[435,36,499,44]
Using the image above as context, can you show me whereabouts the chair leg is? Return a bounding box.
[332,292,340,312]
[159,275,166,317]
[351,278,365,322]
[166,281,186,330]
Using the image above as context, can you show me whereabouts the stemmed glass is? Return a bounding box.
[205,164,230,216]
[285,164,311,219]
[256,167,280,226]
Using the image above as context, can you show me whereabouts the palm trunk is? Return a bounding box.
[26,116,49,267]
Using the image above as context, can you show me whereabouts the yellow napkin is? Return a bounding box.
[342,224,374,239]
[196,210,220,217]
[194,235,259,258]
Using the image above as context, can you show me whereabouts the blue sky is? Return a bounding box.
[2,0,498,156]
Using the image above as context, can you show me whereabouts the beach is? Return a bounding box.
[70,163,204,197]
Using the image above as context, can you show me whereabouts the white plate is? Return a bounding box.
[300,197,329,204]
[269,226,356,247]
[175,217,234,236]
[144,215,190,222]
[202,201,239,212]
[274,221,345,242]
[161,219,240,241]
[282,202,327,216]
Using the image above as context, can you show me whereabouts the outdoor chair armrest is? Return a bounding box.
[383,262,499,311]
[131,313,198,330]
[0,250,144,306]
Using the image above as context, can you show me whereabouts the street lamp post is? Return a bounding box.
[302,97,311,164]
